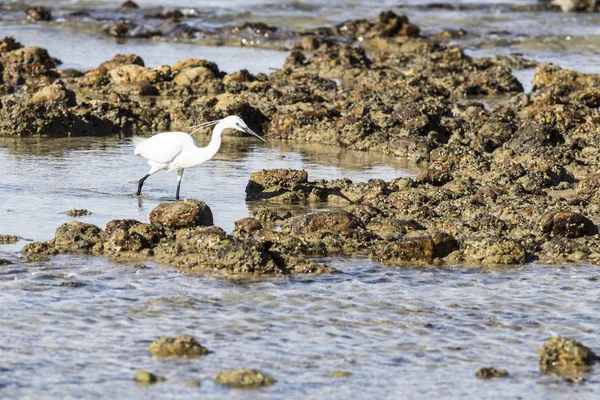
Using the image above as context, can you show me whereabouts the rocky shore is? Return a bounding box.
[1,10,599,268]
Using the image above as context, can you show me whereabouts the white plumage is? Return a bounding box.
[133,115,266,200]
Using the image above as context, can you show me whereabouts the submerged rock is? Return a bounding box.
[0,235,18,244]
[330,370,353,378]
[133,370,166,385]
[476,367,509,379]
[539,336,598,374]
[66,208,92,217]
[214,369,275,388]
[149,335,208,358]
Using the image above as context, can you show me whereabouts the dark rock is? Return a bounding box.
[335,11,419,39]
[130,223,166,245]
[120,1,140,9]
[104,219,150,253]
[476,367,509,379]
[416,169,453,186]
[234,217,263,233]
[541,236,590,261]
[246,169,309,199]
[54,222,105,252]
[26,7,52,22]
[59,281,86,288]
[0,37,23,55]
[149,200,213,229]
[350,204,381,225]
[98,54,145,70]
[541,212,597,238]
[507,122,563,152]
[65,208,92,217]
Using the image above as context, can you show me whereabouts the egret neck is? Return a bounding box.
[200,122,224,162]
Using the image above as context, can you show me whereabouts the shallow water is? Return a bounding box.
[1,255,599,399]
[0,136,417,243]
[2,1,600,399]
[0,25,289,73]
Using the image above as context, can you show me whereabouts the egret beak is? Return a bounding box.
[244,126,268,144]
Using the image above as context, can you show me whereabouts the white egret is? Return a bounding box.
[133,115,267,200]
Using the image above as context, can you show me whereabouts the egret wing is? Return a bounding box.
[134,132,196,164]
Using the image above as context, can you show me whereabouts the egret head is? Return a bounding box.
[221,115,267,143]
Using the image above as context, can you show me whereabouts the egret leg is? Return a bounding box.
[175,169,184,200]
[136,174,151,196]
